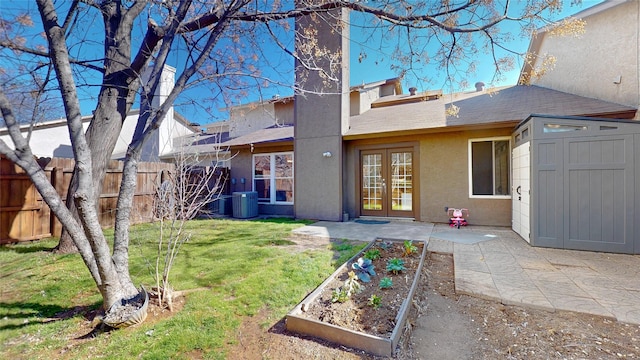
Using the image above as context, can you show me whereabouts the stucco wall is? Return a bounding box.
[531,1,639,110]
[294,7,350,222]
[420,128,513,226]
[1,111,173,161]
[0,121,88,158]
[350,86,381,116]
[274,102,294,126]
[344,126,514,227]
[229,103,277,138]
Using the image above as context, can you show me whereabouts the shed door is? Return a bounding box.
[512,143,530,242]
[531,135,636,253]
[563,135,635,253]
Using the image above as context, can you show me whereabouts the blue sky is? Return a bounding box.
[0,1,604,125]
[181,0,604,123]
[348,0,603,94]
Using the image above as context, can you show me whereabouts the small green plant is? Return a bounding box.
[377,241,393,251]
[364,249,381,260]
[352,257,376,282]
[379,277,393,289]
[368,294,382,309]
[403,240,418,257]
[386,258,406,275]
[331,288,349,303]
[332,271,362,303]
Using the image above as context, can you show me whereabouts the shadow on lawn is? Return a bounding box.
[0,244,56,254]
[0,301,100,331]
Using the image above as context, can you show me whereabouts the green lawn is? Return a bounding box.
[0,218,365,359]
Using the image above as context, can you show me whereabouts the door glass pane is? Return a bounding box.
[254,155,271,201]
[275,154,292,177]
[275,154,294,202]
[254,155,271,177]
[391,152,412,211]
[362,154,382,210]
[275,178,293,202]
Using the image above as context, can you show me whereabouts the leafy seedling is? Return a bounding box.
[386,258,406,275]
[364,249,381,260]
[368,294,382,309]
[352,257,376,283]
[331,288,349,303]
[379,277,393,289]
[403,240,418,257]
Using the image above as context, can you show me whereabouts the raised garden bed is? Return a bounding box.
[286,238,427,357]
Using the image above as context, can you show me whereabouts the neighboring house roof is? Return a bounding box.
[0,108,196,135]
[221,125,294,147]
[160,131,232,159]
[223,78,403,111]
[1,108,198,160]
[345,85,636,138]
[197,84,636,147]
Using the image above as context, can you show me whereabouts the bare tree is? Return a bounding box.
[0,0,580,311]
[152,149,224,311]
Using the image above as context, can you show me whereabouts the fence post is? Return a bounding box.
[50,166,64,237]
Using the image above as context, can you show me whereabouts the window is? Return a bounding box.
[468,138,510,198]
[253,152,293,204]
[543,123,587,133]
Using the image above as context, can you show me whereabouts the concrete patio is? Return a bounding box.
[292,220,640,325]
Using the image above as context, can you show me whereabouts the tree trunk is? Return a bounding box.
[35,0,138,309]
[54,230,78,253]
[54,2,142,254]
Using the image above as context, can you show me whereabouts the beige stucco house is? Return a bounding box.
[188,0,640,253]
[211,78,635,222]
[522,0,640,113]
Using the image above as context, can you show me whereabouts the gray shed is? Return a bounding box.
[512,114,640,254]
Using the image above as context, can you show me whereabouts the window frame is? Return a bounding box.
[467,137,511,199]
[252,151,294,205]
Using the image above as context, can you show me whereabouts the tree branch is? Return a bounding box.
[0,40,106,73]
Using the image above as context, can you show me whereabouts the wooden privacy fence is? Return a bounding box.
[0,155,175,244]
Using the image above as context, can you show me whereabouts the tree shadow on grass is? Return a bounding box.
[0,244,57,254]
[75,321,117,340]
[0,301,101,332]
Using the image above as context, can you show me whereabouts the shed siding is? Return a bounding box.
[517,115,640,254]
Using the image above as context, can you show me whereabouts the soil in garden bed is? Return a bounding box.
[302,240,423,338]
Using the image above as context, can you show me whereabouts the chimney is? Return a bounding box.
[409,87,417,96]
[474,82,485,92]
[294,4,349,221]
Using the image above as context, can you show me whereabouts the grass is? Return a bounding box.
[0,218,363,359]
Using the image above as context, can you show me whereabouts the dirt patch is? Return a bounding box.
[68,294,187,342]
[225,251,640,359]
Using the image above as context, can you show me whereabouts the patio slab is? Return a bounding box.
[292,220,640,326]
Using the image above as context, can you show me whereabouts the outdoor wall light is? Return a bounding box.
[322,151,332,158]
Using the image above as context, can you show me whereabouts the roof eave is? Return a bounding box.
[343,120,520,141]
